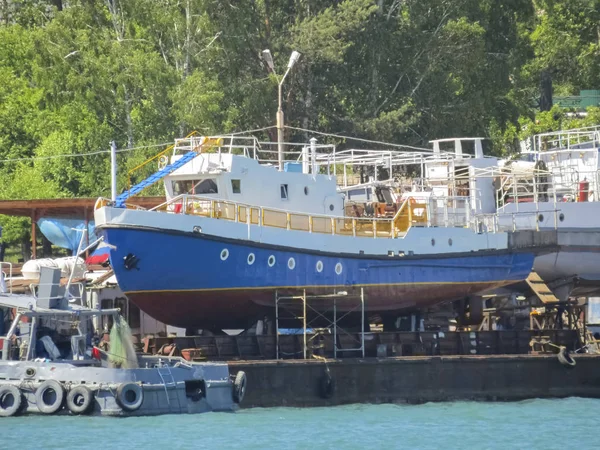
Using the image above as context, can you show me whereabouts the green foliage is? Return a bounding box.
[0,0,598,247]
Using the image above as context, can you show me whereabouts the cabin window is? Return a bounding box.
[280,184,288,199]
[347,188,369,202]
[194,179,218,194]
[172,179,218,195]
[377,187,394,204]
[231,179,241,194]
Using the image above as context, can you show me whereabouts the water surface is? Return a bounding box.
[2,398,596,449]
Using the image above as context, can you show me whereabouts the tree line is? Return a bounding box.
[0,0,599,256]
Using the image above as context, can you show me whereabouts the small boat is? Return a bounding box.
[0,263,246,417]
[93,134,538,330]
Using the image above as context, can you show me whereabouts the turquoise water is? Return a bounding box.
[1,398,597,449]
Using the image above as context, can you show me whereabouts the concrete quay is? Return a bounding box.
[230,354,600,408]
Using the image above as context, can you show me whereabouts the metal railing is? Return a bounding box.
[126,131,198,195]
[147,194,448,239]
[521,126,600,154]
[496,168,600,205]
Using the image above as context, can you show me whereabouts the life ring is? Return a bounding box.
[232,371,247,404]
[67,385,95,415]
[557,346,576,368]
[35,380,65,414]
[0,385,23,417]
[116,383,144,412]
[158,155,169,170]
[319,372,335,399]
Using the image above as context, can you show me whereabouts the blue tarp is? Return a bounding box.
[37,218,98,253]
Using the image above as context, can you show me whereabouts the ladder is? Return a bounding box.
[156,365,182,412]
[115,150,200,207]
[526,271,559,304]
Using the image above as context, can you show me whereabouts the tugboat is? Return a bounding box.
[93,134,539,330]
[0,263,246,417]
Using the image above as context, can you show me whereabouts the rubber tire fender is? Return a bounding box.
[233,371,247,404]
[0,385,23,417]
[36,380,65,414]
[558,346,576,368]
[319,373,335,400]
[116,383,144,412]
[67,385,95,415]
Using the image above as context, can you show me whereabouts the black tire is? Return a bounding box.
[233,371,247,404]
[319,373,335,399]
[67,385,94,415]
[0,385,22,417]
[558,347,576,368]
[116,383,144,412]
[35,380,65,414]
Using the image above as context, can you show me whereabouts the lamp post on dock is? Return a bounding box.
[262,49,301,171]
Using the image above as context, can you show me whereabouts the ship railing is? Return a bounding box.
[126,131,198,197]
[0,262,13,294]
[318,149,479,188]
[521,126,600,154]
[494,209,561,232]
[174,136,335,173]
[149,193,476,239]
[496,167,600,206]
[173,134,261,160]
[94,198,147,211]
[29,281,86,305]
[427,196,474,229]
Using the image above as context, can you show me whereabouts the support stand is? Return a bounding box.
[275,288,365,360]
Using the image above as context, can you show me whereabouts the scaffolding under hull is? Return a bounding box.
[128,281,513,330]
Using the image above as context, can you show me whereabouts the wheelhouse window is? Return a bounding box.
[172,179,218,195]
[280,184,289,199]
[376,187,394,204]
[346,188,369,202]
[231,179,241,194]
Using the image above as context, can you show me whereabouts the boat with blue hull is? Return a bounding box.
[93,134,540,330]
[97,221,534,329]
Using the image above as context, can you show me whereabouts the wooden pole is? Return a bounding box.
[84,206,90,259]
[31,209,37,260]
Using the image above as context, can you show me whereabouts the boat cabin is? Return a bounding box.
[162,136,344,216]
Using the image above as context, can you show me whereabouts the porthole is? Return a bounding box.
[304,186,309,195]
[25,367,36,378]
[247,253,255,265]
[288,258,296,270]
[220,249,229,261]
[448,238,453,246]
[559,213,565,222]
[538,214,544,222]
[335,262,343,275]
[329,204,334,211]
[431,239,435,246]
[268,255,276,267]
[316,261,323,273]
